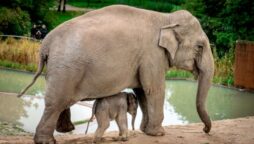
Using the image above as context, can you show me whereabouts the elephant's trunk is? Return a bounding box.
[196,71,212,133]
[131,112,136,130]
[196,43,214,133]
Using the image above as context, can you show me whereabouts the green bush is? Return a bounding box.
[68,0,182,12]
[0,7,31,35]
[0,0,55,35]
[50,11,85,28]
[0,60,37,72]
[166,69,193,79]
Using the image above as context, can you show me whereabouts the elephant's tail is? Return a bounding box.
[85,100,98,134]
[17,52,47,97]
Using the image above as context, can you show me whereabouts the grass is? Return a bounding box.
[50,11,85,28]
[68,0,108,8]
[213,46,234,86]
[73,119,89,125]
[0,60,37,72]
[67,0,181,12]
[166,69,193,80]
[0,38,39,72]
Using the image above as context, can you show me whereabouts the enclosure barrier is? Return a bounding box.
[0,35,40,42]
[234,40,254,90]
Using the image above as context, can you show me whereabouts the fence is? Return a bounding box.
[234,40,254,89]
[0,35,40,42]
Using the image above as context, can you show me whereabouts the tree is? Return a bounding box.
[183,0,254,57]
[0,7,31,35]
[0,0,55,35]
[57,0,67,12]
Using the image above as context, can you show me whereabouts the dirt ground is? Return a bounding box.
[0,116,253,144]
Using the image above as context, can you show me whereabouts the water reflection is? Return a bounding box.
[0,69,45,95]
[0,93,93,134]
[0,93,31,126]
[166,80,254,123]
[1,69,254,134]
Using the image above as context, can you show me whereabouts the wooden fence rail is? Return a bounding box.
[234,40,254,89]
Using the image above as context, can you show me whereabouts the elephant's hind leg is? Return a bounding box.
[34,97,66,144]
[34,75,78,144]
[94,112,110,143]
[133,88,148,132]
[115,112,128,141]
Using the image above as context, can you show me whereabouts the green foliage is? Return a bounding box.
[213,45,234,86]
[0,0,55,35]
[166,69,193,79]
[183,0,254,58]
[0,60,37,72]
[68,0,184,12]
[50,11,85,28]
[28,0,56,30]
[0,7,31,35]
[73,119,89,125]
[222,0,254,41]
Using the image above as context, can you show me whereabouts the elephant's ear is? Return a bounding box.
[159,24,179,60]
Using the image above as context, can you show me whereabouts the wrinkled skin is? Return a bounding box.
[18,5,214,144]
[85,92,138,143]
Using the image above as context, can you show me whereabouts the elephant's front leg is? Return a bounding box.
[138,65,165,136]
[144,85,165,136]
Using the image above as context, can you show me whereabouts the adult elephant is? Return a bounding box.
[18,5,214,144]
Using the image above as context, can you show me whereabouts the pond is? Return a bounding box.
[0,68,254,134]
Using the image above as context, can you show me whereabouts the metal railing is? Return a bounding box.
[0,35,41,42]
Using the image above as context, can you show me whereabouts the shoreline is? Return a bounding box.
[0,116,254,144]
[1,67,254,93]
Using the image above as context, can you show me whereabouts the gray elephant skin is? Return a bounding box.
[85,92,138,142]
[18,5,214,144]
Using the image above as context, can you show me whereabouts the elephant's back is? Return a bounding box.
[40,5,167,97]
[42,5,167,52]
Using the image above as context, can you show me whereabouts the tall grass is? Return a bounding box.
[0,38,40,71]
[166,69,193,79]
[213,46,234,86]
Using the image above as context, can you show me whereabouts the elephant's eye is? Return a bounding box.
[197,44,203,49]
[195,43,203,56]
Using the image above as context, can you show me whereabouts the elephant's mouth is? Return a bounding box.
[192,60,200,80]
[176,59,196,73]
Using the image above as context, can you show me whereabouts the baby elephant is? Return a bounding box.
[85,92,138,142]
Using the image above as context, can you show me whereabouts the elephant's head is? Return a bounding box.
[126,92,138,130]
[159,10,214,133]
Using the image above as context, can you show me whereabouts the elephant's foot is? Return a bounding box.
[144,126,165,136]
[139,122,146,133]
[34,134,56,144]
[113,136,128,141]
[93,137,105,143]
[139,116,148,133]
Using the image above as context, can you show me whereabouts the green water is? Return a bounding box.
[0,68,254,133]
[165,81,254,123]
[0,69,45,95]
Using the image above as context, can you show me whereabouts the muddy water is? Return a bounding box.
[0,69,254,134]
